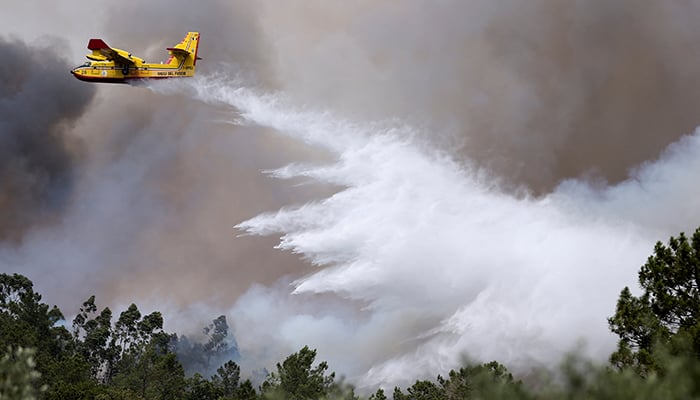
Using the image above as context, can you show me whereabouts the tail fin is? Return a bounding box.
[166,32,200,75]
[86,39,110,61]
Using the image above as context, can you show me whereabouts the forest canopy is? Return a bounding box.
[2,227,700,399]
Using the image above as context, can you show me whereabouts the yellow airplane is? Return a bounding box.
[71,32,201,83]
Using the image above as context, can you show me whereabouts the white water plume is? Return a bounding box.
[152,76,700,389]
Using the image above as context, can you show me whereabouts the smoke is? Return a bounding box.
[176,74,700,389]
[3,0,700,391]
[0,0,330,314]
[101,0,275,85]
[258,0,700,192]
[0,37,95,241]
[181,1,700,386]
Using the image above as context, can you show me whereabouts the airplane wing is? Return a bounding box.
[87,39,136,65]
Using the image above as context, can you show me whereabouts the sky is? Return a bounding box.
[2,0,700,391]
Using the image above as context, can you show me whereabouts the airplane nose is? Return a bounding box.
[70,68,84,81]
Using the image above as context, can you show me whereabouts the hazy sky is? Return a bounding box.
[2,0,700,390]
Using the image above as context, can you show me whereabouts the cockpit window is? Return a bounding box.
[82,62,91,67]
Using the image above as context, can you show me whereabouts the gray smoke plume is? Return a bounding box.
[3,0,700,390]
[101,0,274,86]
[0,1,330,319]
[0,37,95,240]
[259,0,700,192]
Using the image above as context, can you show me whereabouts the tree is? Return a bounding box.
[171,334,206,375]
[0,273,81,394]
[72,296,117,381]
[204,315,240,371]
[368,388,387,400]
[0,274,66,356]
[174,315,240,375]
[204,316,229,357]
[41,352,101,400]
[608,228,700,374]
[147,352,187,400]
[186,372,221,400]
[112,321,183,399]
[0,347,44,400]
[70,296,188,398]
[400,381,445,400]
[391,361,523,400]
[438,361,524,399]
[114,303,142,355]
[261,346,335,400]
[236,379,258,400]
[393,386,406,400]
[213,360,241,397]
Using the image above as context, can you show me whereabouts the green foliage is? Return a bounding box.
[608,228,700,374]
[171,334,206,374]
[391,361,526,400]
[0,275,193,399]
[173,315,239,376]
[5,225,700,400]
[204,315,229,364]
[393,380,442,400]
[213,360,241,397]
[261,346,335,400]
[0,273,80,394]
[534,350,700,400]
[442,361,527,400]
[72,296,118,381]
[111,334,186,399]
[186,372,222,400]
[0,273,66,357]
[0,347,45,400]
[70,294,182,396]
[114,303,142,353]
[41,353,101,400]
[325,377,359,400]
[236,379,258,400]
[368,388,387,400]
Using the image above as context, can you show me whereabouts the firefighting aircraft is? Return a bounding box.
[71,32,200,83]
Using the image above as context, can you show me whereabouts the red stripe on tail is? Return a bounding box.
[87,39,109,50]
[193,34,200,66]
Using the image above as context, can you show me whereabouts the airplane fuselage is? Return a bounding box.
[71,60,195,83]
[71,32,200,84]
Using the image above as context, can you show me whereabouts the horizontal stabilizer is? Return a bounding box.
[165,32,200,65]
[88,39,110,50]
[167,47,192,57]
